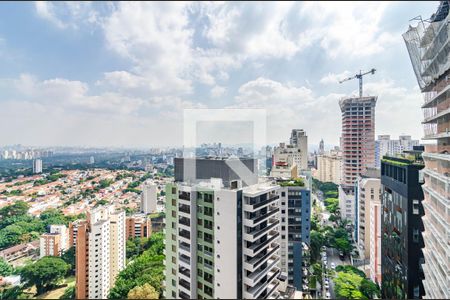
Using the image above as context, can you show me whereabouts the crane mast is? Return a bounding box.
[339,68,376,97]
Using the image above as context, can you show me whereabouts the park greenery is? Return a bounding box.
[279,178,305,187]
[109,232,165,299]
[127,283,159,299]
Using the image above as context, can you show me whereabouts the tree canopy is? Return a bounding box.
[127,283,159,299]
[19,256,70,295]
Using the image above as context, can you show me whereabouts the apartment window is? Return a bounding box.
[198,244,203,251]
[198,269,203,277]
[172,279,176,286]
[413,200,420,215]
[172,211,176,218]
[413,229,419,243]
[282,235,285,239]
[172,245,176,252]
[172,291,176,298]
[172,222,176,229]
[281,192,286,197]
[172,199,176,206]
[172,234,176,241]
[198,282,203,289]
[172,257,176,264]
[172,268,176,275]
[172,187,176,194]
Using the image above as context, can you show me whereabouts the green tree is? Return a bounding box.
[334,237,353,255]
[19,256,69,295]
[59,286,75,299]
[335,265,366,278]
[109,233,165,299]
[0,201,29,218]
[40,209,68,227]
[61,247,76,275]
[309,230,325,262]
[127,283,159,299]
[334,271,365,299]
[360,278,380,299]
[311,263,323,284]
[0,285,24,299]
[0,258,13,276]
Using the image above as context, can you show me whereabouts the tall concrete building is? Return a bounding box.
[33,158,42,174]
[141,182,157,214]
[375,135,420,168]
[355,173,381,263]
[315,150,342,185]
[369,186,382,285]
[319,139,325,155]
[164,158,281,299]
[381,151,425,299]
[276,180,310,291]
[75,206,126,299]
[403,2,450,298]
[339,96,377,222]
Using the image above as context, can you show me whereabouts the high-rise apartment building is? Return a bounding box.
[369,186,382,285]
[355,173,381,262]
[315,150,342,184]
[39,224,69,258]
[33,158,42,174]
[375,135,420,168]
[276,180,310,291]
[164,158,281,299]
[141,182,157,214]
[381,152,425,299]
[403,2,450,298]
[75,205,126,299]
[126,214,152,240]
[339,96,377,222]
[272,130,308,175]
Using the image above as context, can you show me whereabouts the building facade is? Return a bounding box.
[141,182,157,214]
[315,150,342,185]
[355,174,381,261]
[369,189,382,284]
[39,224,68,258]
[272,129,308,175]
[277,182,310,291]
[381,154,425,299]
[33,158,42,174]
[339,96,377,222]
[375,135,420,168]
[164,158,281,299]
[75,206,126,299]
[403,2,450,298]
[126,215,152,240]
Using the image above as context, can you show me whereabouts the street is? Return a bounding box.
[314,190,352,299]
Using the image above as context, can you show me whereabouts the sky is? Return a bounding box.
[0,1,439,148]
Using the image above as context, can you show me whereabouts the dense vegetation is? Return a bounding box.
[109,233,165,299]
[334,266,380,299]
[0,201,81,250]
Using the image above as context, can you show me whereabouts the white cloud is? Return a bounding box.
[320,70,353,85]
[35,2,99,29]
[211,85,226,98]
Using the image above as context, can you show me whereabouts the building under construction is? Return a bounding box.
[403,1,449,299]
[338,96,377,222]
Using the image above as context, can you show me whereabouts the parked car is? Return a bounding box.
[331,262,336,269]
[339,251,345,260]
[324,282,329,289]
[325,292,331,299]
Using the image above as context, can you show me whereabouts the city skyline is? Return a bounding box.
[0,2,438,147]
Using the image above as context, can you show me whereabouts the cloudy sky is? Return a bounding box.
[0,1,438,148]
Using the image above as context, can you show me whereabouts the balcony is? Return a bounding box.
[179,229,190,240]
[179,254,190,266]
[179,290,190,299]
[179,191,190,201]
[179,266,190,278]
[179,278,190,290]
[244,220,279,242]
[178,204,190,214]
[179,241,190,253]
[245,232,280,257]
[244,195,279,212]
[245,269,280,299]
[244,245,280,272]
[245,208,279,227]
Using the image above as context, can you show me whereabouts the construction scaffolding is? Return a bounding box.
[403,0,450,92]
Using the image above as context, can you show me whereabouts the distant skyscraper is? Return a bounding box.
[374,135,419,168]
[89,156,95,164]
[164,158,281,299]
[403,2,450,298]
[319,139,325,155]
[75,206,126,299]
[33,158,42,174]
[141,182,157,214]
[339,96,377,222]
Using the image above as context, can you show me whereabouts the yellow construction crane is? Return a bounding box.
[339,68,376,97]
